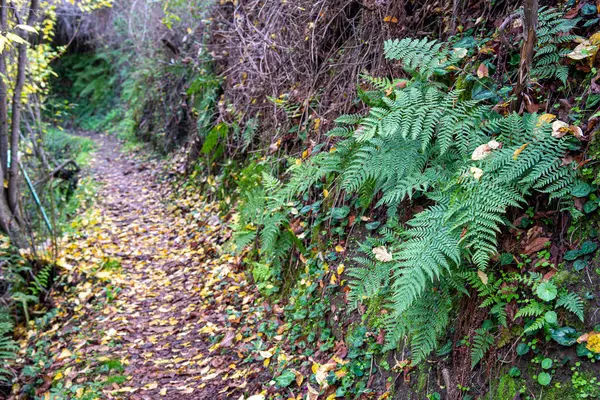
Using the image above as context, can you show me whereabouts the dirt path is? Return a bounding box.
[31,134,273,399]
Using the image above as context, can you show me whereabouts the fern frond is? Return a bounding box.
[556,292,584,322]
[471,328,494,368]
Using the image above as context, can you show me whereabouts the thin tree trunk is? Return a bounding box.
[513,0,538,112]
[8,0,39,213]
[0,0,9,175]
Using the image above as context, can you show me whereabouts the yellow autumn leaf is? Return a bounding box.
[95,271,111,280]
[311,362,319,374]
[330,274,337,285]
[587,333,600,353]
[57,348,72,360]
[537,113,556,126]
[513,143,529,160]
[334,369,347,378]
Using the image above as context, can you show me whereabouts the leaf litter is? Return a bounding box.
[13,135,305,399]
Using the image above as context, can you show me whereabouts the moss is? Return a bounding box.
[552,270,579,287]
[540,383,576,400]
[494,374,520,400]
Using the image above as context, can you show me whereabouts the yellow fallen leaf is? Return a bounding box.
[513,143,529,160]
[335,245,344,253]
[311,362,319,374]
[537,113,556,126]
[330,274,337,285]
[337,264,345,275]
[587,333,600,353]
[334,369,347,378]
[57,348,72,360]
[95,270,112,280]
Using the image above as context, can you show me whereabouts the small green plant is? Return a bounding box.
[531,7,581,83]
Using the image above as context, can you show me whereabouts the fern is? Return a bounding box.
[471,327,495,369]
[531,7,581,83]
[556,292,584,322]
[515,301,545,319]
[0,311,17,382]
[29,264,53,296]
[232,34,581,364]
[384,37,462,78]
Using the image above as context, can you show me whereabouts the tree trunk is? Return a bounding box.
[0,0,9,176]
[8,0,39,214]
[513,0,538,112]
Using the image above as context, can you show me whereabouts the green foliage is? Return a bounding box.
[531,7,581,84]
[232,34,579,365]
[45,128,96,166]
[556,292,584,322]
[28,264,53,296]
[50,51,121,123]
[0,310,18,382]
[471,327,494,369]
[384,37,463,78]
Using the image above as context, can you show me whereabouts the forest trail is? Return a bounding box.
[39,134,273,399]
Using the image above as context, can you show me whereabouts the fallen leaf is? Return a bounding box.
[372,246,393,262]
[513,143,529,160]
[477,270,488,285]
[477,63,489,78]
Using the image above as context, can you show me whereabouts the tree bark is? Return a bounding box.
[513,0,538,112]
[8,0,39,214]
[0,0,9,176]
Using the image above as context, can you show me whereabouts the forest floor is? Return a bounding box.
[20,134,281,399]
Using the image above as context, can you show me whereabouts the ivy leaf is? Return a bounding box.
[571,183,592,198]
[544,311,558,326]
[536,281,558,302]
[331,206,350,219]
[584,201,598,214]
[541,358,553,369]
[516,343,530,355]
[580,241,598,255]
[537,372,552,386]
[365,221,380,230]
[564,250,581,261]
[275,369,296,387]
[551,327,579,346]
[573,259,587,272]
